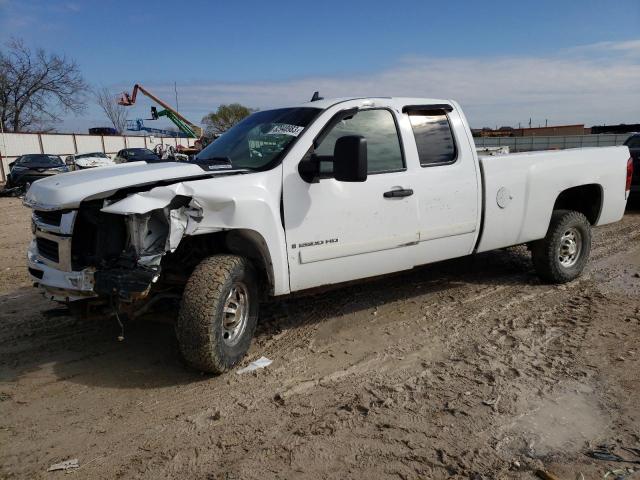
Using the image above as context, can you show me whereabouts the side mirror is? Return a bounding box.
[8,161,15,170]
[298,152,320,183]
[333,135,367,182]
[298,135,368,183]
[65,156,74,166]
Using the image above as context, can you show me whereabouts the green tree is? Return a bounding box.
[202,103,255,137]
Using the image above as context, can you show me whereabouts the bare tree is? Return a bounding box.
[94,86,128,133]
[0,38,88,132]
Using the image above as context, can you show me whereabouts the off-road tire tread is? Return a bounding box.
[531,209,591,284]
[177,255,258,373]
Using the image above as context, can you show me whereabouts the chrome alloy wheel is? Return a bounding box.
[221,282,249,346]
[558,227,582,268]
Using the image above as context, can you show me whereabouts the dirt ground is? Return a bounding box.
[1,197,639,480]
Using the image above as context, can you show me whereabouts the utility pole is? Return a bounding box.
[174,82,179,113]
[0,119,6,182]
[545,119,548,127]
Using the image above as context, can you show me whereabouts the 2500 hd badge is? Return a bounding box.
[292,238,339,249]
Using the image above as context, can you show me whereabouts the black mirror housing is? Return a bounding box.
[333,135,367,182]
[298,153,320,183]
[298,134,368,184]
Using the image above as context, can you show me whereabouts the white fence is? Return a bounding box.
[0,132,198,182]
[474,133,631,152]
[2,131,633,182]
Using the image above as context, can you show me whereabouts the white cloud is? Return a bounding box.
[567,39,640,58]
[61,39,640,132]
[0,0,80,36]
[139,44,640,129]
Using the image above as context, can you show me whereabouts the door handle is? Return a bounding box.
[383,188,414,198]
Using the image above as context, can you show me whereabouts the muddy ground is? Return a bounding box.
[1,197,639,480]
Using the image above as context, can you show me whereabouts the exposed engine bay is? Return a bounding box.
[24,159,284,324]
[26,176,234,316]
[93,193,203,300]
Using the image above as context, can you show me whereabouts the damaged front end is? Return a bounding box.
[26,187,204,308]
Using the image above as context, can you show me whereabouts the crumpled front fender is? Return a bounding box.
[100,169,289,296]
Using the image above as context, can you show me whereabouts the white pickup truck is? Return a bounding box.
[24,97,633,373]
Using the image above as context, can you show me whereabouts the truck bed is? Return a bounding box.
[476,146,630,253]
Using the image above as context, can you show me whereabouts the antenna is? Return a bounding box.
[310,91,323,102]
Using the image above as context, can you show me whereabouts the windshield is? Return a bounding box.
[127,148,156,157]
[18,154,64,166]
[194,107,320,170]
[76,152,108,159]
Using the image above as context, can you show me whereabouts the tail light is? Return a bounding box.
[627,157,634,192]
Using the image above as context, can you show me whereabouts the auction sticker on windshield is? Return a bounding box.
[267,124,304,137]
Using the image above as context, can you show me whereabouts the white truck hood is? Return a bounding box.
[24,161,236,210]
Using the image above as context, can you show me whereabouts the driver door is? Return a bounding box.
[283,107,419,292]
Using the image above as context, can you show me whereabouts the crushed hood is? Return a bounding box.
[24,161,238,210]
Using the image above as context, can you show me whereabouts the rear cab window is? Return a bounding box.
[404,106,457,167]
[315,109,405,175]
[626,136,640,148]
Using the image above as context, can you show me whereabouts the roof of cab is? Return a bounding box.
[296,96,453,110]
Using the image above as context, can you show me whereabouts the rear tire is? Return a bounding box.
[176,255,259,373]
[530,209,591,284]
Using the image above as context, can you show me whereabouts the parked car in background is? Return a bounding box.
[624,134,639,193]
[113,148,162,164]
[6,154,68,191]
[88,127,118,136]
[65,152,115,170]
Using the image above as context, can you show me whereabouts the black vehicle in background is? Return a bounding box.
[625,134,640,194]
[88,127,118,136]
[113,148,162,164]
[5,154,69,191]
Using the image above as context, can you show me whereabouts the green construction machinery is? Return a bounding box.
[118,84,204,139]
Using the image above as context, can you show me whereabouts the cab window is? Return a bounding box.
[316,109,404,174]
[408,111,457,166]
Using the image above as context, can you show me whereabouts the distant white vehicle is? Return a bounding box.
[65,152,115,170]
[477,146,510,156]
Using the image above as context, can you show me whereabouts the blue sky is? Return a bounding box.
[1,0,639,131]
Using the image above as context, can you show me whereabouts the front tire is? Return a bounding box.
[530,210,592,284]
[176,255,259,373]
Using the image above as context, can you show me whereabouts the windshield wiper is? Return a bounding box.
[195,156,231,164]
[192,156,259,172]
[192,156,237,171]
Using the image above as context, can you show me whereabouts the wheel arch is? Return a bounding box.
[552,183,603,225]
[162,228,275,297]
[223,229,275,297]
